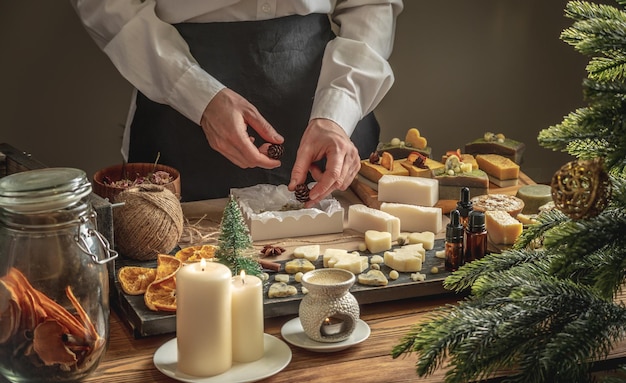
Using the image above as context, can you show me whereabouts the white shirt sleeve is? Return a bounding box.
[71,0,224,124]
[311,0,403,136]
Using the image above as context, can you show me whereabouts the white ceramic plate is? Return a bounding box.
[153,334,291,383]
[280,318,370,353]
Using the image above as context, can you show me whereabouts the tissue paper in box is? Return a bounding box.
[231,184,344,241]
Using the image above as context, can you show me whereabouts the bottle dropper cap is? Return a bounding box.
[456,187,473,217]
[468,210,486,232]
[446,209,464,242]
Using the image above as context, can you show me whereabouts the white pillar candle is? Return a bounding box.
[176,259,232,377]
[231,271,264,363]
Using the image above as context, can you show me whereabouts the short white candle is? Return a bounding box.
[231,271,264,363]
[176,259,232,377]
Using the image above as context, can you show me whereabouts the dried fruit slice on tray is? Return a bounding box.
[175,244,217,263]
[117,267,157,295]
[155,254,182,281]
[144,276,177,312]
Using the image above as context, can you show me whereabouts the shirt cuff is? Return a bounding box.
[310,87,363,137]
[169,65,225,124]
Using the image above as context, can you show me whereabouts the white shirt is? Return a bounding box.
[72,0,403,140]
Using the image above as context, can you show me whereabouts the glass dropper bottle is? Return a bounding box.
[445,209,464,272]
[456,187,473,229]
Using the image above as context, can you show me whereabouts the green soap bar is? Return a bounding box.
[516,184,552,214]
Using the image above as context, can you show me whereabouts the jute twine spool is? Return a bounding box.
[113,184,184,261]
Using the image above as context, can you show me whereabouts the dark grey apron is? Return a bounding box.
[128,14,379,201]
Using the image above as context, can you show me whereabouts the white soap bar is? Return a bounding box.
[293,244,320,262]
[365,230,392,253]
[400,243,426,262]
[348,204,401,241]
[377,175,439,207]
[323,248,349,268]
[326,250,369,274]
[384,247,423,272]
[408,231,436,250]
[380,202,442,234]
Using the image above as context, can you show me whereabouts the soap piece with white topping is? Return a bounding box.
[268,282,298,298]
[358,270,389,286]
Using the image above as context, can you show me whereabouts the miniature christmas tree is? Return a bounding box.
[214,195,262,277]
[392,1,626,382]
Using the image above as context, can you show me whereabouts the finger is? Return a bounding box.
[289,147,314,191]
[246,110,284,144]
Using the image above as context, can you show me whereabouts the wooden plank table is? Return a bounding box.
[42,290,626,383]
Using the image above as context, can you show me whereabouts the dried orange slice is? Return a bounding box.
[380,151,394,171]
[117,266,157,295]
[175,244,217,264]
[155,254,182,281]
[144,276,177,312]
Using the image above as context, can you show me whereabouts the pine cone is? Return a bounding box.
[368,151,380,164]
[295,184,310,203]
[267,144,284,160]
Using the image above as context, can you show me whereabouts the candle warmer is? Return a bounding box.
[298,269,359,343]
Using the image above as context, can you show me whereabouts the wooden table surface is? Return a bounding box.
[80,290,626,383]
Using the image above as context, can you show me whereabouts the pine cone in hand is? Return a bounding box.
[295,184,310,203]
[267,144,284,160]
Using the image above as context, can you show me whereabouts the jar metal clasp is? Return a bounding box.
[75,215,118,265]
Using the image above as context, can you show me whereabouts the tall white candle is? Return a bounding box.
[231,271,264,363]
[176,259,232,377]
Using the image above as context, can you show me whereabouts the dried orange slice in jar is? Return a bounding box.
[117,266,157,295]
[144,276,177,312]
[155,254,183,281]
[175,244,217,264]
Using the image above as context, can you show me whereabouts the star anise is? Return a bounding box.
[260,244,286,258]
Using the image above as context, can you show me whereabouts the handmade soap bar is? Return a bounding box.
[380,202,442,234]
[400,157,445,178]
[357,269,389,286]
[268,282,298,298]
[348,204,401,241]
[471,193,525,217]
[485,210,523,245]
[433,169,490,200]
[377,175,439,207]
[284,259,316,274]
[408,231,436,251]
[293,244,321,262]
[399,243,426,261]
[476,154,520,186]
[323,249,369,274]
[465,135,526,164]
[364,230,393,253]
[359,158,409,183]
[384,247,423,272]
[515,184,553,214]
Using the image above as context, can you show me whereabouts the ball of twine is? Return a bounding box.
[113,184,184,261]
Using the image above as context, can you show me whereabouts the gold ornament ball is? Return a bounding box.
[550,158,611,220]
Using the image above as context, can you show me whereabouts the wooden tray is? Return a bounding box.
[112,239,451,338]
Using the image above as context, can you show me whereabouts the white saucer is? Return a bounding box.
[280,318,370,352]
[153,334,291,383]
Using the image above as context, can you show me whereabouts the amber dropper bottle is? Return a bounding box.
[445,209,464,272]
[456,187,473,229]
[464,210,487,263]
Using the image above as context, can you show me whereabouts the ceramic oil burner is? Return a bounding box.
[298,268,359,343]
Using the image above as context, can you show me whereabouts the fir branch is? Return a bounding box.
[514,209,570,250]
[587,52,626,81]
[443,249,547,293]
[538,107,613,151]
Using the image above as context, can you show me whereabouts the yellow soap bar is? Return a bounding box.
[476,154,520,180]
[485,210,523,245]
[359,158,409,183]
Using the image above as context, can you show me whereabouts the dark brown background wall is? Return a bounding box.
[1,1,603,184]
